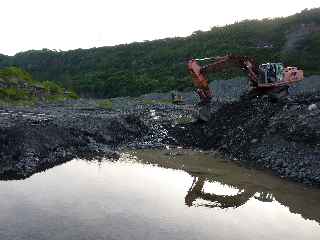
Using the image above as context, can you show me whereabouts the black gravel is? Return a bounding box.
[0,107,148,180]
[168,93,320,186]
[1,76,320,185]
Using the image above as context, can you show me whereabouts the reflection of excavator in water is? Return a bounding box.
[188,54,304,121]
[185,175,273,209]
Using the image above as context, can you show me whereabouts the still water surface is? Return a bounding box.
[0,150,319,240]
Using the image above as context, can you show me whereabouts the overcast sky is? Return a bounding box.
[1,0,319,56]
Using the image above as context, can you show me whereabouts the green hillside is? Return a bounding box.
[0,8,319,98]
[0,67,78,105]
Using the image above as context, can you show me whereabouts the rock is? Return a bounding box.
[289,105,301,111]
[308,103,318,111]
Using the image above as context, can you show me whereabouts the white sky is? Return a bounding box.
[1,0,319,56]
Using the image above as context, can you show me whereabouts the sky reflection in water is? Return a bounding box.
[0,150,319,240]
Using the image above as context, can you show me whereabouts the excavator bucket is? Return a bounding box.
[198,104,211,122]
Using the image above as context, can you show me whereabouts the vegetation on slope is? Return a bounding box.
[0,67,78,105]
[0,8,319,98]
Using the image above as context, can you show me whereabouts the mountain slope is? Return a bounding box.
[0,67,78,105]
[0,8,320,98]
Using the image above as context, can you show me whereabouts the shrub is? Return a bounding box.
[98,99,113,110]
[43,81,64,94]
[0,67,33,82]
[0,88,30,101]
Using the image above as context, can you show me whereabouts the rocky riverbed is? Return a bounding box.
[169,93,320,185]
[0,106,147,179]
[1,78,320,186]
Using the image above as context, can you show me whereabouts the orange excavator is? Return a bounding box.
[188,54,304,121]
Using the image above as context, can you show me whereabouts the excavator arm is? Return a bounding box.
[187,59,213,105]
[188,54,260,104]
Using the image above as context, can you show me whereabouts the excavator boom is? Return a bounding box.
[188,59,213,104]
[188,54,260,104]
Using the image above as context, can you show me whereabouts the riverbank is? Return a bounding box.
[0,106,147,179]
[0,78,319,185]
[169,92,320,185]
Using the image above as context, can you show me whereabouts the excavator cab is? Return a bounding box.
[258,63,284,84]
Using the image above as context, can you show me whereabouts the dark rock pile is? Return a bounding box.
[169,93,320,185]
[1,89,320,186]
[0,108,147,180]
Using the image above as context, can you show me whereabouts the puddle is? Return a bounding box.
[0,149,319,240]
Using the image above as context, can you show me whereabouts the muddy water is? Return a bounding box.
[0,150,319,240]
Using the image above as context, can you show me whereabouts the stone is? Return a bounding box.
[308,104,318,111]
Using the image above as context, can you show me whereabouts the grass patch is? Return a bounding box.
[66,91,79,99]
[141,99,156,105]
[43,81,64,95]
[175,115,194,124]
[98,99,113,110]
[0,88,32,101]
[140,98,173,105]
[158,99,173,104]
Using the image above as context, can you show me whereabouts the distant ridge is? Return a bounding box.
[0,8,319,98]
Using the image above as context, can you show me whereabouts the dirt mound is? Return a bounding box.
[169,93,320,185]
[0,109,147,180]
